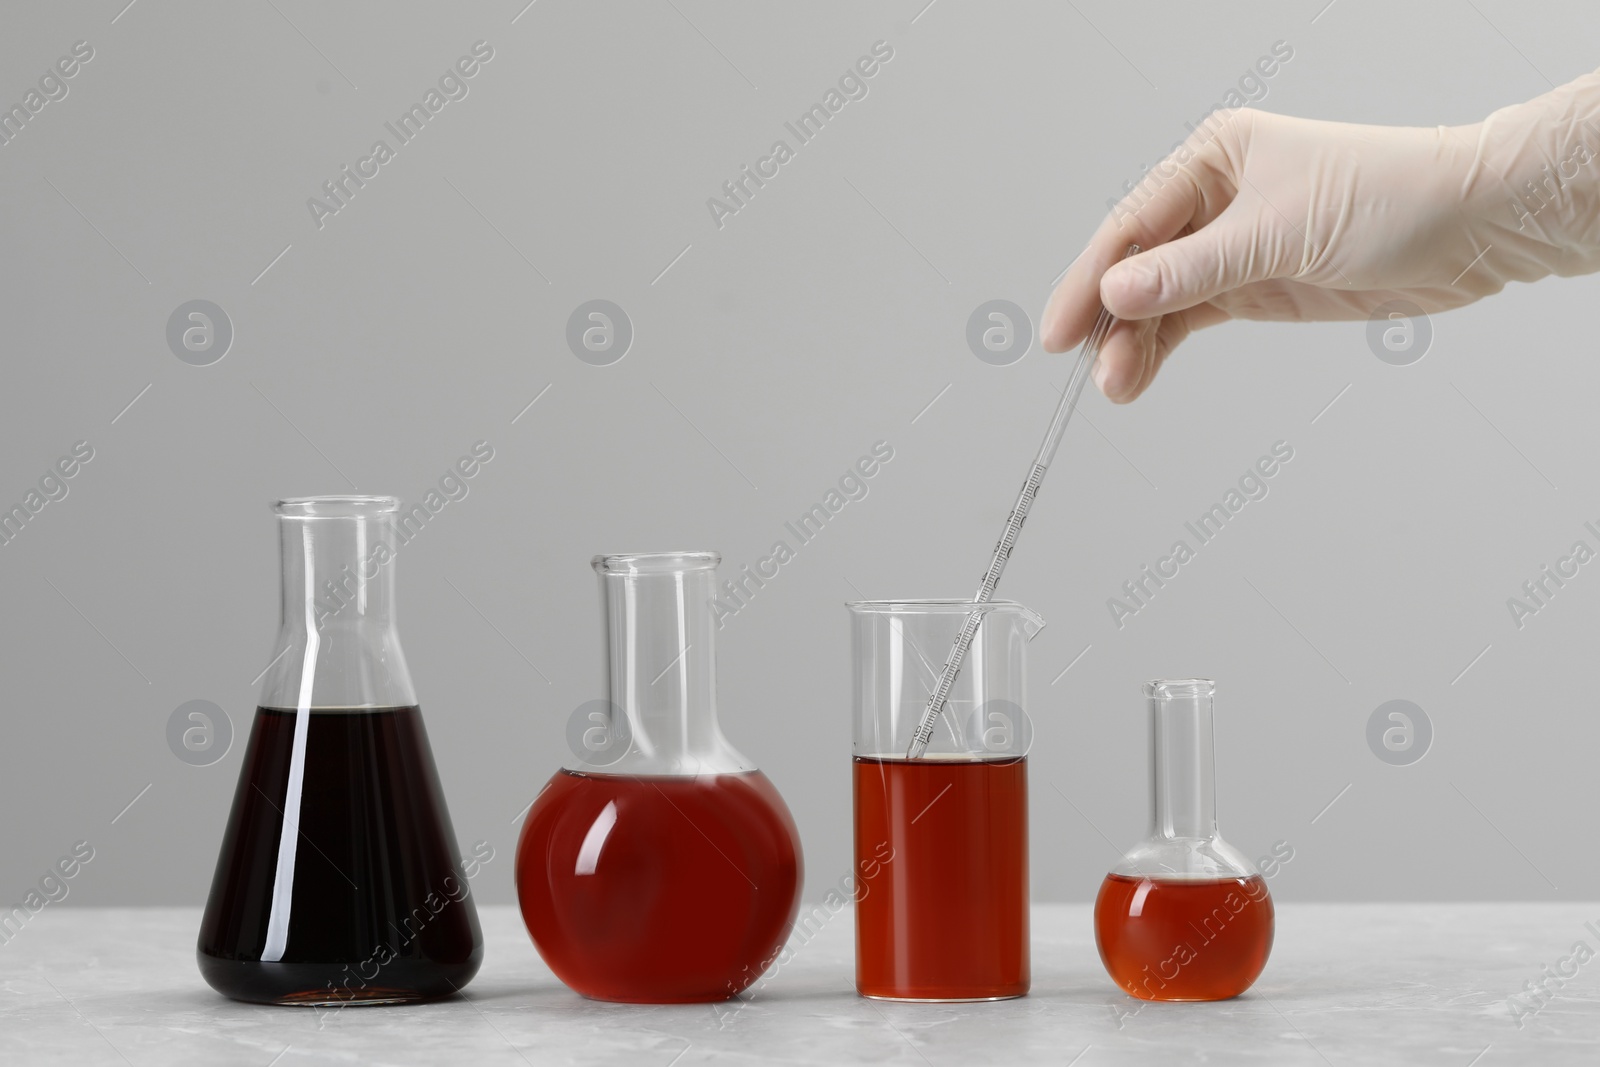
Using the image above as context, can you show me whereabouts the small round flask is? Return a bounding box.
[1094,679,1273,1001]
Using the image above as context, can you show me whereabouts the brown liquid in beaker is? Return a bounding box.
[198,707,482,1005]
[853,756,1029,1000]
[1094,873,1273,1001]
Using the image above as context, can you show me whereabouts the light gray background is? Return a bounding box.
[1,0,1594,910]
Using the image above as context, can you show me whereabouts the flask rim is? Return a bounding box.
[273,495,400,518]
[593,550,719,574]
[1143,678,1216,699]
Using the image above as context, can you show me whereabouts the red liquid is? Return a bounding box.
[1094,873,1274,1001]
[852,756,1028,1000]
[198,707,483,1005]
[516,769,802,1003]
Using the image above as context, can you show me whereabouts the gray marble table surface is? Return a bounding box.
[1,904,1596,1065]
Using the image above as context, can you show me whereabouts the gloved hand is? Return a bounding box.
[1041,69,1600,402]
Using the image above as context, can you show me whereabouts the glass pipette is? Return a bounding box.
[906,244,1141,759]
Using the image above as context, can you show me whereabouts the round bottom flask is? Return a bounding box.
[516,552,803,1003]
[1094,679,1273,1002]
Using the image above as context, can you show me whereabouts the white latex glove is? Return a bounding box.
[1041,69,1600,402]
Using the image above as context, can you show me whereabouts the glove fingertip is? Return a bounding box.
[1101,259,1162,318]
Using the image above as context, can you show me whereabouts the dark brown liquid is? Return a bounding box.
[198,707,483,1005]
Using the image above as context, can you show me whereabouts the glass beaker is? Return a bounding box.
[516,551,803,1003]
[848,598,1042,1001]
[1094,679,1274,1001]
[198,496,483,1005]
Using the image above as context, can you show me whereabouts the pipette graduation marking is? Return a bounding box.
[905,244,1140,759]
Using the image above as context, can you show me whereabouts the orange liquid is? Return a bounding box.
[852,756,1028,1000]
[1094,873,1274,1001]
[516,769,802,1003]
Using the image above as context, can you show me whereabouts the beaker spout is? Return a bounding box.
[1008,603,1046,641]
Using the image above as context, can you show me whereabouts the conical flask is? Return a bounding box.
[198,496,483,1005]
[516,551,804,1003]
[1094,679,1273,1001]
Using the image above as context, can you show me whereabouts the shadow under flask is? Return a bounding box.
[516,551,804,1003]
[1094,679,1273,1002]
[198,496,483,1005]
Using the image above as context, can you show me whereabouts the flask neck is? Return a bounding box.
[278,515,398,638]
[1148,686,1219,840]
[260,498,415,710]
[592,553,749,774]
